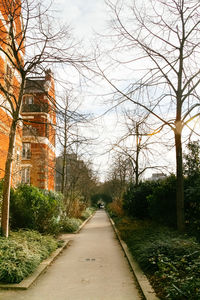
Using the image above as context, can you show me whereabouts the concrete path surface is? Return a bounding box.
[0,210,142,300]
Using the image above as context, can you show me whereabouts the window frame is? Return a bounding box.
[21,167,30,184]
[23,95,34,105]
[22,142,31,159]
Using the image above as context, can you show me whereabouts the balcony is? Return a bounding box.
[23,127,38,137]
[22,103,49,113]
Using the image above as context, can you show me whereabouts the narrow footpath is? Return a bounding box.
[0,210,142,300]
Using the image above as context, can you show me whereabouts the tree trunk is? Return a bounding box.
[61,108,67,194]
[135,124,139,187]
[61,149,67,194]
[1,78,25,237]
[175,130,185,231]
[1,119,18,237]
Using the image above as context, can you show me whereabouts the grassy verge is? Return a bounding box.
[0,230,59,284]
[113,216,200,300]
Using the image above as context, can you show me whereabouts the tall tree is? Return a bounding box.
[0,0,86,237]
[112,111,165,186]
[97,0,200,231]
[56,92,91,194]
[56,154,97,216]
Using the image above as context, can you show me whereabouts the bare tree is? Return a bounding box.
[56,92,92,195]
[107,153,132,198]
[97,0,200,231]
[112,111,166,186]
[0,0,87,237]
[56,153,97,217]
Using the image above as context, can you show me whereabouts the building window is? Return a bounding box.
[22,143,31,159]
[21,168,30,184]
[24,95,34,104]
[16,150,20,162]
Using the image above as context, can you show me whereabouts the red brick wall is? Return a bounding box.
[21,73,56,191]
[0,0,24,186]
[0,108,22,186]
[0,1,56,191]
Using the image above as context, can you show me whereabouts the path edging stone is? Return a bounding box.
[0,212,95,291]
[74,211,96,234]
[109,215,159,300]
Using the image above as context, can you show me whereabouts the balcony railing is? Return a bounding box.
[22,103,49,113]
[23,127,38,136]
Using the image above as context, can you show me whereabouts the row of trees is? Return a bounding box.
[97,141,200,239]
[1,0,200,235]
[0,0,93,237]
[94,0,200,231]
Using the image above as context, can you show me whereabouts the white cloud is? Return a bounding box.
[53,0,108,39]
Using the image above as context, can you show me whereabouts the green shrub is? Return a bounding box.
[0,230,58,283]
[10,185,63,234]
[183,141,200,240]
[61,217,82,232]
[147,175,177,227]
[184,177,200,240]
[123,181,158,219]
[81,207,94,220]
[115,217,200,299]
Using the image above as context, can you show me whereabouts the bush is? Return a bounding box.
[0,230,58,283]
[123,181,158,219]
[107,197,124,218]
[10,185,63,234]
[115,217,200,299]
[81,207,94,220]
[63,191,86,219]
[147,175,177,227]
[61,217,82,233]
[184,177,200,240]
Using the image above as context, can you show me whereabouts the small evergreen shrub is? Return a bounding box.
[81,207,94,220]
[123,181,158,219]
[183,141,200,239]
[10,185,63,234]
[115,217,200,299]
[147,175,177,227]
[184,177,200,240]
[0,230,58,283]
[61,217,82,232]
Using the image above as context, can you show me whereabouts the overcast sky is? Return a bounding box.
[51,0,176,181]
[52,0,121,181]
[51,0,179,182]
[53,0,108,39]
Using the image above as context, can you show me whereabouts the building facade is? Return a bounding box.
[21,70,56,190]
[0,1,56,191]
[0,0,24,186]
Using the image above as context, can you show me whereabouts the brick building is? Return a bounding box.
[21,70,56,190]
[0,0,24,186]
[0,1,56,191]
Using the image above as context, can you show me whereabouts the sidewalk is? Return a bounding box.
[0,210,142,300]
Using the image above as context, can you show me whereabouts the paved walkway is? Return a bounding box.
[0,210,142,300]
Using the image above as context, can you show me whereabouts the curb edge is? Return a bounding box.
[74,211,96,234]
[0,239,71,290]
[109,216,159,300]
